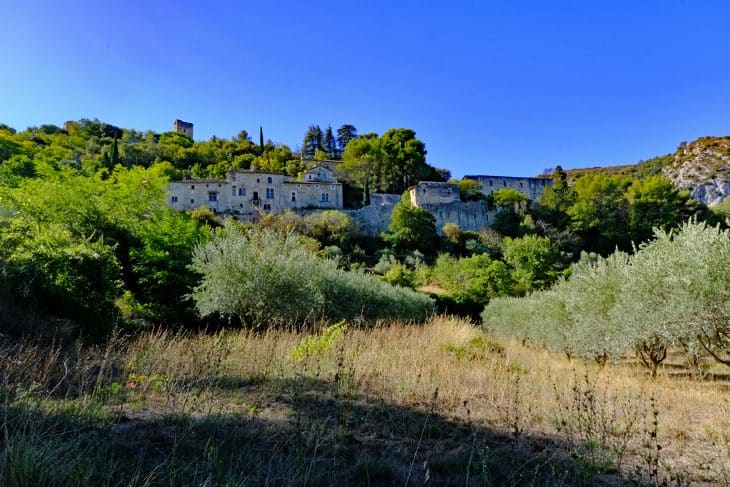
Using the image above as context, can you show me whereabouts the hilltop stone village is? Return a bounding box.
[168,161,552,235]
[167,120,552,235]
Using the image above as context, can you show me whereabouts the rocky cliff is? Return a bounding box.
[567,136,730,207]
[661,137,730,207]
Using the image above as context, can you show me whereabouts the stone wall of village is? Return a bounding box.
[167,164,550,237]
[464,175,552,200]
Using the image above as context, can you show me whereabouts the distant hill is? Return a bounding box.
[565,136,730,206]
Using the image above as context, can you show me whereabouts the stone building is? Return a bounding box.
[463,175,552,200]
[408,181,460,206]
[406,181,495,234]
[168,163,343,216]
[173,119,194,139]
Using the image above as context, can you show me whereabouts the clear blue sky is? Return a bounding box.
[2,0,730,178]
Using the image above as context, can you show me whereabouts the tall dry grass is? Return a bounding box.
[2,316,729,485]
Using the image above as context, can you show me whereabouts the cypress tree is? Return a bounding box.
[259,126,264,151]
[110,136,119,166]
[323,125,337,159]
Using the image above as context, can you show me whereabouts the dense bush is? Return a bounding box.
[191,225,434,327]
[430,254,514,305]
[0,164,210,332]
[482,221,730,371]
[0,221,122,336]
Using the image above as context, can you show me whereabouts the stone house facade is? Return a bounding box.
[463,175,552,200]
[408,181,460,206]
[168,164,343,216]
[407,181,494,234]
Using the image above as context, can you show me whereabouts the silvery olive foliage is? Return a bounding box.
[482,220,730,368]
[191,223,435,327]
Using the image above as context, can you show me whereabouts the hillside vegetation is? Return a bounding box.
[1,119,730,485]
[566,136,730,206]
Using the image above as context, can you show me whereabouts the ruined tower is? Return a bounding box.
[173,119,194,139]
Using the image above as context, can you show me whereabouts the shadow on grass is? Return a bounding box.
[0,374,634,487]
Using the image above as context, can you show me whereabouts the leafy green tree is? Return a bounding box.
[340,128,438,194]
[503,234,561,292]
[567,174,631,254]
[493,188,528,208]
[450,178,484,201]
[0,220,122,336]
[303,210,360,248]
[0,154,36,187]
[383,197,438,254]
[534,166,576,229]
[624,175,686,243]
[431,253,514,304]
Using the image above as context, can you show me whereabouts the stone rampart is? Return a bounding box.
[418,200,494,234]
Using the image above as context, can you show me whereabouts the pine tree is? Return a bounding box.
[337,124,357,156]
[323,125,337,159]
[302,125,323,159]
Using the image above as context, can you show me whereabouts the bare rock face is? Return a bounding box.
[662,137,730,206]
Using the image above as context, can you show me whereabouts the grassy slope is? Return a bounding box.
[2,316,729,486]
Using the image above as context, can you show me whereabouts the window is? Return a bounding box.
[190,198,195,204]
[208,192,218,202]
[191,185,195,190]
[253,191,259,200]
[331,185,336,189]
[256,178,260,183]
[291,192,296,202]
[489,180,492,187]
[321,193,330,203]
[263,203,271,210]
[266,188,274,199]
[520,182,523,188]
[267,176,272,184]
[239,203,243,208]
[232,186,237,196]
[503,180,506,186]
[231,175,236,181]
[308,175,313,180]
[297,184,301,188]
[171,196,178,203]
[238,188,245,196]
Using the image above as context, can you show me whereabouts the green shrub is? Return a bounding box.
[430,254,514,305]
[191,224,434,327]
[482,221,730,368]
[0,221,122,337]
[381,261,415,288]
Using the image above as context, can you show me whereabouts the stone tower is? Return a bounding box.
[173,119,194,139]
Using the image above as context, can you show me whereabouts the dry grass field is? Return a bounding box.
[1,316,729,485]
